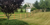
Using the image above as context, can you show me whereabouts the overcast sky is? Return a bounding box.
[22,0,40,5]
[24,0,40,3]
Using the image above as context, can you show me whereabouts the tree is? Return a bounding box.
[33,0,40,9]
[40,0,49,12]
[23,4,27,8]
[27,4,30,7]
[44,0,48,12]
[33,0,41,12]
[45,0,50,11]
[23,4,27,12]
[20,6,23,12]
[45,0,50,9]
[0,0,24,20]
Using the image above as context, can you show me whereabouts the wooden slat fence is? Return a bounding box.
[0,12,33,19]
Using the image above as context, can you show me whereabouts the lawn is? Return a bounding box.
[20,12,50,25]
[0,10,50,25]
[0,18,29,25]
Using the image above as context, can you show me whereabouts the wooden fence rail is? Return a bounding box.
[0,10,42,19]
[0,12,33,19]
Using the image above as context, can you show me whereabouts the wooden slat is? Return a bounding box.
[0,17,7,18]
[4,14,5,18]
[0,15,4,16]
[0,13,31,19]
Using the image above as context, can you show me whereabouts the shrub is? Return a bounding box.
[0,18,7,21]
[46,8,50,12]
[0,19,29,25]
[31,8,37,11]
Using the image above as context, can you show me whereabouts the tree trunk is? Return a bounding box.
[7,16,10,20]
[44,8,46,12]
[6,14,11,20]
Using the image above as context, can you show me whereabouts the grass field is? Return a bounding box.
[0,11,50,25]
[20,12,50,25]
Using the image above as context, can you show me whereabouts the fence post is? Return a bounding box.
[14,14,15,19]
[25,13,26,18]
[4,14,5,18]
[20,13,21,19]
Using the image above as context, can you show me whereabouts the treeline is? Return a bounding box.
[33,0,50,12]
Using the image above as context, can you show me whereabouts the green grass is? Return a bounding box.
[12,12,50,25]
[18,9,25,12]
[16,9,25,13]
[14,12,26,14]
[0,16,4,17]
[14,9,25,14]
[0,11,50,25]
[0,12,4,15]
[0,19,29,25]
[20,12,50,25]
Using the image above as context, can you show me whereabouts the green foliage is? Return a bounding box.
[15,10,18,12]
[23,4,27,12]
[40,0,48,8]
[23,4,27,8]
[40,0,50,12]
[46,8,50,12]
[33,0,50,12]
[20,8,23,12]
[45,0,50,8]
[33,0,40,9]
[27,4,30,7]
[31,8,37,11]
[0,19,29,25]
[0,18,7,21]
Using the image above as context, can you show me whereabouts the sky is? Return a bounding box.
[22,0,40,5]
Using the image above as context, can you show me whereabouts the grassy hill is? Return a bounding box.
[0,12,50,25]
[21,12,50,25]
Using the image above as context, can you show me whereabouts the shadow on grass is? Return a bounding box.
[0,18,29,25]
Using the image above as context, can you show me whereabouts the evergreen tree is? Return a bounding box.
[40,0,49,12]
[27,4,30,7]
[23,4,27,12]
[34,0,40,9]
[20,6,23,12]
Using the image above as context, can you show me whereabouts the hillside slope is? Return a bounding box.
[21,12,50,25]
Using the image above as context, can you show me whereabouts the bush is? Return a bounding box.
[0,18,7,21]
[46,8,50,12]
[0,19,29,25]
[31,8,37,11]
